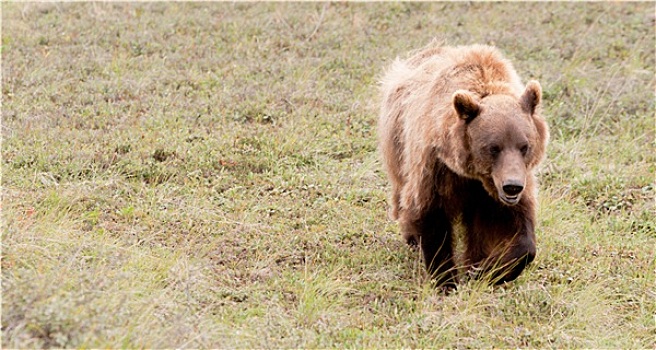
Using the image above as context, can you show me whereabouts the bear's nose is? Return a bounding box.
[502,183,524,196]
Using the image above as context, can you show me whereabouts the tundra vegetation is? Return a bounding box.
[2,2,654,348]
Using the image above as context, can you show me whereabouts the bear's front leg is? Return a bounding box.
[400,206,457,288]
[464,199,536,284]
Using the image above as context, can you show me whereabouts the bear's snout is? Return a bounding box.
[502,181,524,197]
[493,152,527,205]
[498,179,524,205]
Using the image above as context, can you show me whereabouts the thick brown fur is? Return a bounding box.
[378,42,549,287]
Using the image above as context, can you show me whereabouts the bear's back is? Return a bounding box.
[406,44,525,98]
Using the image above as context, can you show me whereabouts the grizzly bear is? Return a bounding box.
[378,43,549,288]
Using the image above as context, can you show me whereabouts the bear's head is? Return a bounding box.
[453,81,547,206]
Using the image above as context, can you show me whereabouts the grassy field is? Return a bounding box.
[2,2,654,348]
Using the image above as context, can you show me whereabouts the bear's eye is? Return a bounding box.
[520,144,529,156]
[489,145,501,157]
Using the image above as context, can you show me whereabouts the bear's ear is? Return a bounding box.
[453,90,480,122]
[521,80,542,115]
